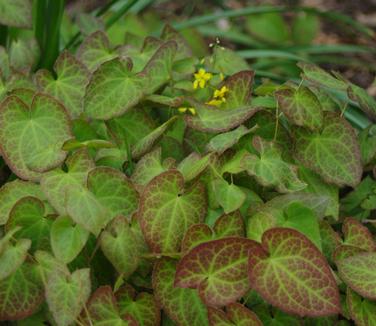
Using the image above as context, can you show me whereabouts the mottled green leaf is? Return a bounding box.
[245,137,306,193]
[116,283,160,326]
[0,94,72,181]
[223,70,254,109]
[337,252,376,300]
[348,83,376,120]
[50,215,89,264]
[342,217,376,252]
[0,0,32,28]
[276,86,323,130]
[208,303,262,326]
[347,287,376,326]
[139,170,206,252]
[0,263,43,321]
[178,152,213,182]
[212,178,246,214]
[248,228,341,317]
[175,237,260,306]
[152,259,208,326]
[46,268,91,326]
[35,51,90,118]
[294,113,362,187]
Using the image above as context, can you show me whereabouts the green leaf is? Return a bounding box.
[77,31,117,72]
[0,94,72,181]
[248,228,341,317]
[138,41,177,94]
[206,125,251,154]
[181,224,212,252]
[348,82,376,120]
[252,303,302,326]
[342,217,376,252]
[0,227,30,280]
[100,216,147,278]
[35,51,90,118]
[131,147,171,189]
[46,268,91,326]
[139,170,206,252]
[281,202,322,251]
[292,13,319,45]
[298,166,339,219]
[83,286,137,326]
[208,303,262,326]
[88,167,139,219]
[347,287,376,326]
[0,179,46,225]
[245,137,307,193]
[132,116,178,159]
[319,221,342,264]
[336,252,376,300]
[212,179,246,214]
[152,259,208,326]
[276,86,323,130]
[212,46,249,75]
[6,196,52,252]
[0,263,43,321]
[297,62,347,91]
[9,38,39,72]
[245,12,289,44]
[116,283,160,326]
[185,102,259,132]
[84,57,144,120]
[40,149,95,215]
[50,215,89,264]
[178,152,213,182]
[0,0,32,28]
[175,237,260,306]
[66,186,109,236]
[294,113,362,188]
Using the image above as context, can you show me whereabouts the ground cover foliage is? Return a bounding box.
[0,1,376,325]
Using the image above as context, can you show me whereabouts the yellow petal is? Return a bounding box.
[178,107,187,113]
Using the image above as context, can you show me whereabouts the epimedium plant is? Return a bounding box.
[0,1,376,326]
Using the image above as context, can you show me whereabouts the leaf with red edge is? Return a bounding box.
[208,303,262,326]
[152,259,208,326]
[222,70,254,109]
[333,245,366,262]
[319,220,342,264]
[248,227,341,317]
[116,283,160,326]
[139,170,207,252]
[342,217,376,252]
[175,237,260,307]
[347,287,376,326]
[0,262,44,321]
[82,286,138,326]
[336,252,376,300]
[181,224,212,252]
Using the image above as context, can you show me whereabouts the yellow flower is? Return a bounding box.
[213,86,228,99]
[206,99,223,107]
[220,73,225,81]
[193,68,212,89]
[178,107,196,115]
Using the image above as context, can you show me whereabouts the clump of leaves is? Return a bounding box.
[0,7,375,326]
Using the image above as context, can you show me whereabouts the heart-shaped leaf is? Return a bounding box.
[87,167,139,219]
[0,0,32,28]
[139,170,206,252]
[348,83,376,120]
[336,252,376,300]
[294,113,362,187]
[342,217,376,252]
[50,215,89,264]
[208,303,262,326]
[276,85,323,130]
[152,259,208,326]
[222,70,254,109]
[212,179,246,214]
[245,137,307,193]
[6,196,52,252]
[248,228,341,317]
[82,286,137,326]
[347,287,376,326]
[116,283,160,326]
[0,94,72,180]
[77,31,116,72]
[84,57,144,120]
[100,216,147,278]
[0,263,43,321]
[40,149,95,215]
[46,268,91,326]
[35,51,90,118]
[0,179,45,225]
[175,237,260,307]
